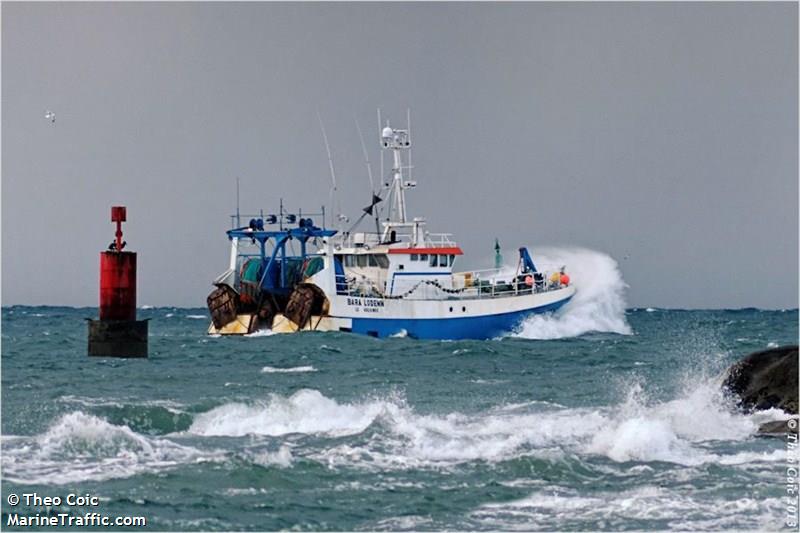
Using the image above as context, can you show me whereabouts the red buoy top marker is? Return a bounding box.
[111,206,126,252]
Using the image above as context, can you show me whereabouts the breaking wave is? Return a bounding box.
[187,378,787,470]
[188,389,401,437]
[586,379,767,465]
[513,247,632,339]
[1,411,207,485]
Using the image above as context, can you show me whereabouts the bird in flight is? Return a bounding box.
[44,110,56,123]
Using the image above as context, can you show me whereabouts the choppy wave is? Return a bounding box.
[3,304,796,531]
[1,411,209,485]
[58,396,193,434]
[512,247,632,339]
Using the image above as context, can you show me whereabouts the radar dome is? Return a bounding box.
[381,127,393,139]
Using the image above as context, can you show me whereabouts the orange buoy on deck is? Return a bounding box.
[88,206,148,358]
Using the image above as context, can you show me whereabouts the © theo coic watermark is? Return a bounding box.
[5,492,146,528]
[785,418,799,529]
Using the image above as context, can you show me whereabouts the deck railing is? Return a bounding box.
[334,271,564,300]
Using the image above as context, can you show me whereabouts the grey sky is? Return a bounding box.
[3,2,797,308]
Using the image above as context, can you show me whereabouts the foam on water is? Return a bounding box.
[246,444,294,468]
[58,395,187,413]
[261,365,317,373]
[244,329,276,337]
[471,486,787,530]
[512,247,632,339]
[1,411,206,485]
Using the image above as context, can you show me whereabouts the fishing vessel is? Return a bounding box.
[206,117,575,339]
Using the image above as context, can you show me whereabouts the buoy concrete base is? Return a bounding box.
[87,319,149,358]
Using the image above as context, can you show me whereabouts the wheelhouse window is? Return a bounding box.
[429,255,438,267]
[347,254,389,268]
[449,254,455,267]
[439,254,448,267]
[410,254,419,261]
[420,254,428,261]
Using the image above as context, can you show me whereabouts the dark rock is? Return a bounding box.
[723,345,798,414]
[757,418,798,437]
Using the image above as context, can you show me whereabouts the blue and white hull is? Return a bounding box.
[325,288,574,339]
[259,263,576,339]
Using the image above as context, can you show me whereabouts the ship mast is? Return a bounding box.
[380,116,420,244]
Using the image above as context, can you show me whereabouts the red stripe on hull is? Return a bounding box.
[388,247,463,255]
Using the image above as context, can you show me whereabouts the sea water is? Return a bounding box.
[1,250,797,530]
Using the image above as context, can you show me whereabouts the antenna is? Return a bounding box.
[317,112,341,230]
[356,117,383,236]
[407,108,412,181]
[377,108,384,189]
[236,177,241,228]
[355,118,375,192]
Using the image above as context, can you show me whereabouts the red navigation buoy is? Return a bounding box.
[87,206,148,358]
[99,206,137,320]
